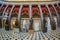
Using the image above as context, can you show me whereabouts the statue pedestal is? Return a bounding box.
[22,28,27,32]
[14,28,19,33]
[28,29,34,34]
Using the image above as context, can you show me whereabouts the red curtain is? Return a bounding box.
[49,7,55,13]
[1,7,5,11]
[22,7,29,15]
[13,7,19,14]
[7,7,12,12]
[32,7,39,15]
[41,7,48,15]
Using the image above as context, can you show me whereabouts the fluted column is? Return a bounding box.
[18,5,22,31]
[2,5,8,18]
[29,4,33,30]
[52,4,59,27]
[46,4,52,19]
[57,3,60,27]
[9,5,15,20]
[29,5,32,19]
[2,5,8,28]
[46,4,52,30]
[1,4,4,28]
[38,5,44,32]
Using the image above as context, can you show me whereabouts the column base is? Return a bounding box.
[51,26,56,30]
[42,27,47,33]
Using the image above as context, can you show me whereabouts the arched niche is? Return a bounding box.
[10,5,20,30]
[31,5,41,31]
[21,5,30,32]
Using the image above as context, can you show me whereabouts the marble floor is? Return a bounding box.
[0,28,60,40]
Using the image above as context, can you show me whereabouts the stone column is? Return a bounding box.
[2,5,8,18]
[46,4,52,31]
[46,4,52,19]
[57,3,60,27]
[0,4,3,10]
[18,5,22,32]
[29,4,33,30]
[52,4,59,27]
[46,4,57,30]
[29,5,32,19]
[28,4,34,34]
[38,5,46,33]
[0,4,4,28]
[2,5,8,29]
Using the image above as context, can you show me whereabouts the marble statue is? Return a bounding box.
[46,17,51,32]
[22,20,27,32]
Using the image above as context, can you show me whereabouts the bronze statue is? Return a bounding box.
[29,18,33,30]
[43,17,47,33]
[51,17,56,30]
